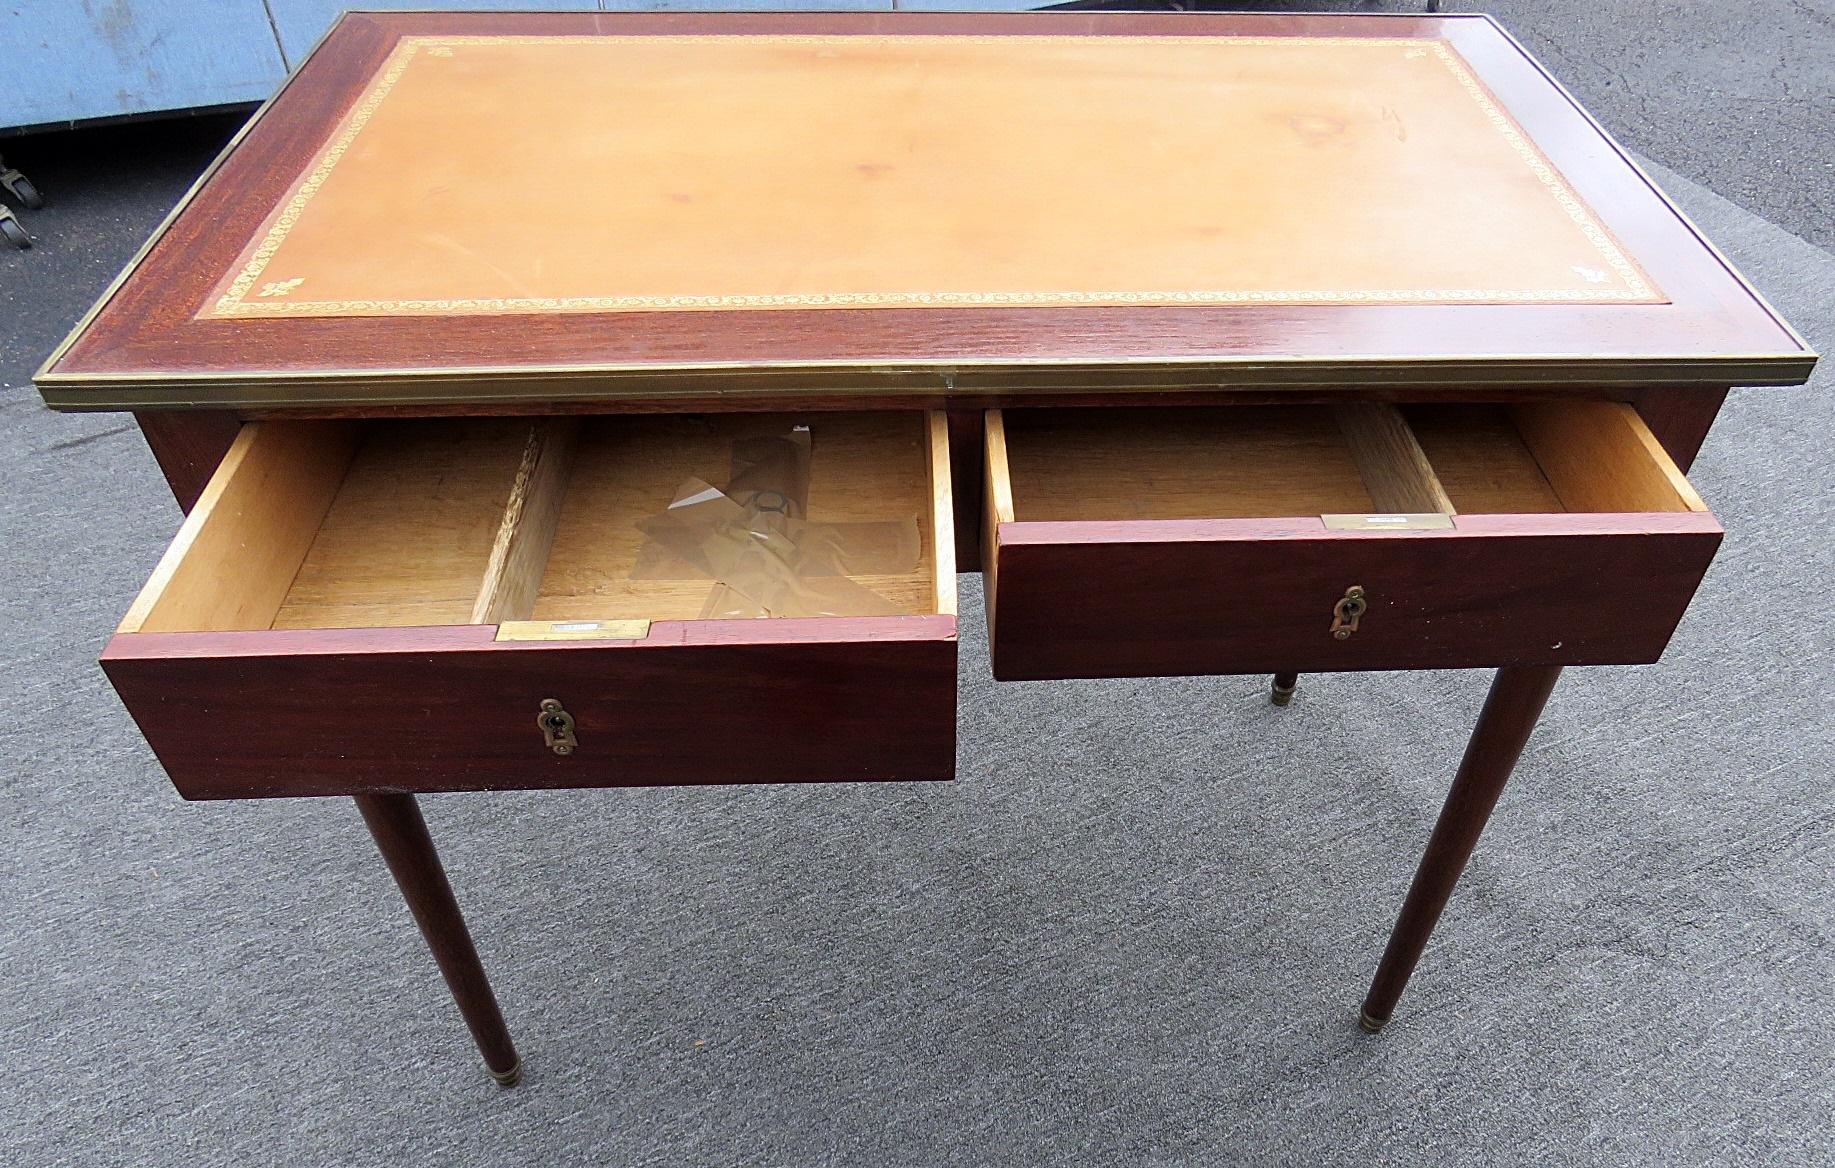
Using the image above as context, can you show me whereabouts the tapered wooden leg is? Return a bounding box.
[1359,665,1563,1032]
[356,793,522,1085]
[1270,672,1300,705]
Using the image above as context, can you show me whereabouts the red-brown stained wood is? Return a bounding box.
[40,11,1811,411]
[1631,386,1730,472]
[103,615,957,799]
[987,514,1721,680]
[947,409,985,572]
[134,410,243,511]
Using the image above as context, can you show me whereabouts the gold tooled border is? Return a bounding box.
[203,34,1662,319]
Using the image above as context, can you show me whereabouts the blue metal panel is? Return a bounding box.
[892,1,1045,9]
[267,2,601,68]
[0,0,288,131]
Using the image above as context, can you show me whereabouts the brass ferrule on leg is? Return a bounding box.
[489,1059,523,1087]
[1358,1008,1388,1034]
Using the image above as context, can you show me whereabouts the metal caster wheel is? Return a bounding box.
[0,209,29,250]
[0,158,41,209]
[6,176,42,209]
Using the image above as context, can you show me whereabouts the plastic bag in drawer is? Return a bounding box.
[632,423,921,618]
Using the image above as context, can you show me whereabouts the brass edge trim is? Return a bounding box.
[34,350,1816,384]
[32,13,355,384]
[38,357,1814,411]
[1485,16,1816,361]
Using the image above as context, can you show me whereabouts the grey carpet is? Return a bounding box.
[2,105,1832,1168]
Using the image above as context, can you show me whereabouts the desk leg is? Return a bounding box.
[356,793,522,1085]
[1358,665,1562,1032]
[1270,672,1300,706]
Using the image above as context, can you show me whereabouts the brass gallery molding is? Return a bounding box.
[203,33,1660,320]
[36,352,1813,412]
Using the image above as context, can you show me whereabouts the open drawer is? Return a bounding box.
[983,402,1721,681]
[105,412,957,799]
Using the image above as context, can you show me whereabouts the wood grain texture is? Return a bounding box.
[121,422,358,634]
[1401,404,1566,513]
[272,419,531,630]
[1002,406,1377,521]
[988,513,1721,680]
[926,412,958,616]
[1361,664,1563,1029]
[982,410,1013,646]
[1334,403,1456,514]
[134,411,244,512]
[1630,386,1728,472]
[102,616,958,799]
[39,11,1812,411]
[946,408,985,572]
[533,412,940,621]
[126,412,947,632]
[1511,401,1703,512]
[354,792,521,1080]
[470,418,580,624]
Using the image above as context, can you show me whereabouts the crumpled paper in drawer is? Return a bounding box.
[632,424,921,618]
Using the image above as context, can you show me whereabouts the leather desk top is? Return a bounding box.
[36,11,1813,410]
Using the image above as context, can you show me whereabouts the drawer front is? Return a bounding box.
[104,620,956,800]
[984,402,1723,681]
[106,412,958,798]
[989,517,1719,680]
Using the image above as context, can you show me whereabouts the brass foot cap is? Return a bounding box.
[489,1059,523,1087]
[1270,684,1296,707]
[1358,1009,1388,1034]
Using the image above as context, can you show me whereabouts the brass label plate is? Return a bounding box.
[495,619,652,642]
[1321,513,1456,531]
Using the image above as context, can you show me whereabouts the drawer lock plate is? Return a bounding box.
[1330,585,1367,640]
[538,698,578,756]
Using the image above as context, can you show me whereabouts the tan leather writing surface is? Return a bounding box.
[205,34,1660,320]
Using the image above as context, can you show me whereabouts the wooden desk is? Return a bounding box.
[36,11,1813,1086]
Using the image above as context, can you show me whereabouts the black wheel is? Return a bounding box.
[0,215,29,249]
[9,176,42,209]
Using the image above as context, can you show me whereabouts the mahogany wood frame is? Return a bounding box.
[987,512,1720,680]
[103,619,960,800]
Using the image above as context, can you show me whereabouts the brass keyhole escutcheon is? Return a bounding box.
[1330,585,1367,640]
[538,697,577,756]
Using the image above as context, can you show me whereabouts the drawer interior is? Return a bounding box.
[992,401,1705,522]
[121,411,953,634]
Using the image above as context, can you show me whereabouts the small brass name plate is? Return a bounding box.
[494,619,653,642]
[1321,513,1456,531]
